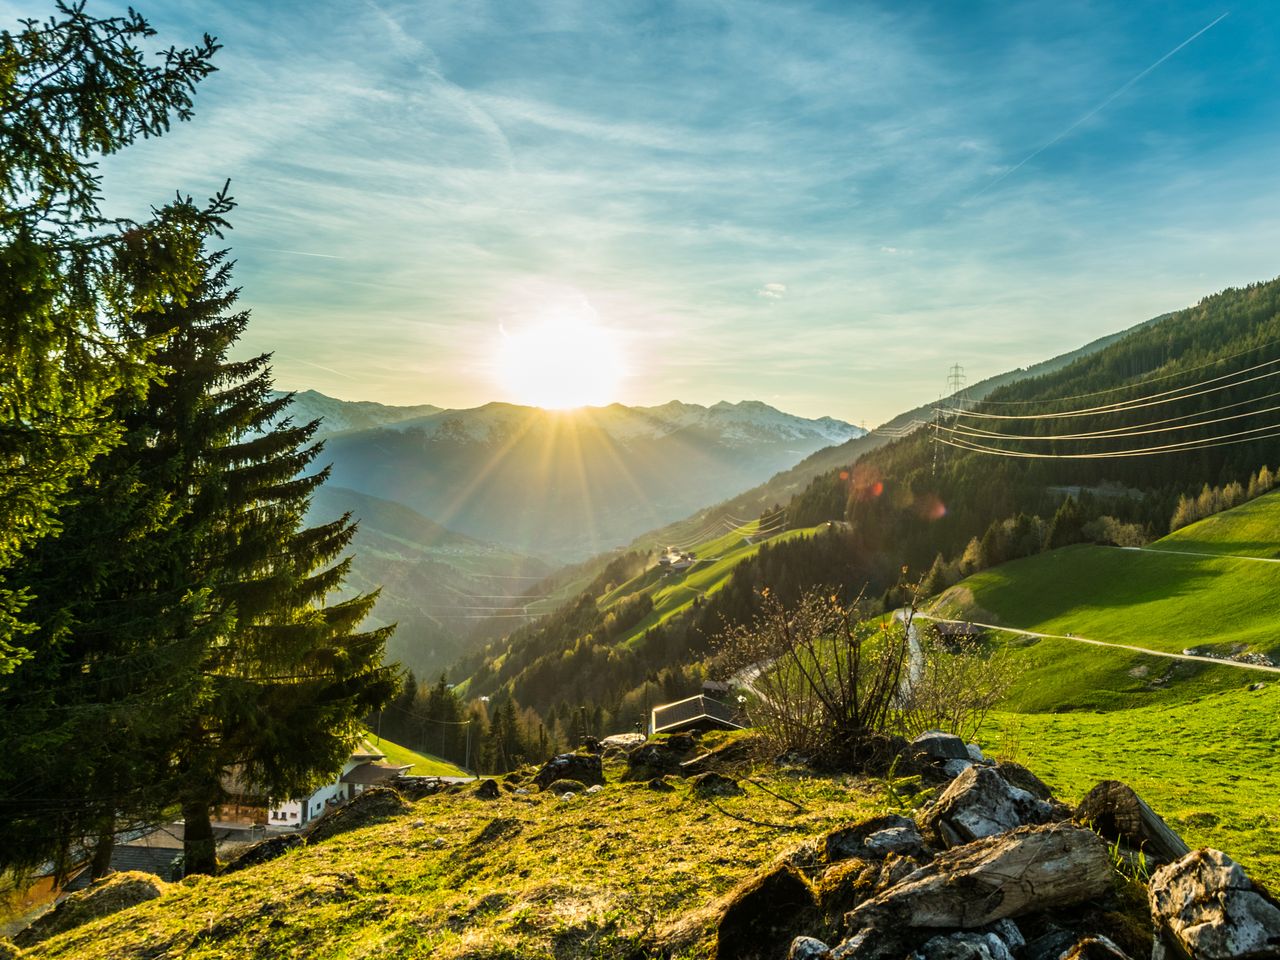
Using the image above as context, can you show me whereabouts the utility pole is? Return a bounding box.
[946,363,967,409]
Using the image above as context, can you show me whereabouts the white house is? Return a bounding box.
[266,740,410,828]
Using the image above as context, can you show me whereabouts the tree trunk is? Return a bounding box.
[1075,780,1189,867]
[182,799,217,876]
[89,816,116,881]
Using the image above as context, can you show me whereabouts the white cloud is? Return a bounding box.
[757,282,788,300]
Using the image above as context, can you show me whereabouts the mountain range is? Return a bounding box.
[306,398,864,560]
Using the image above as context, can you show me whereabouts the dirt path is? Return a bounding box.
[913,612,1280,676]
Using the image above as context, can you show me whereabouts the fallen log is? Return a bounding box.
[1075,780,1189,867]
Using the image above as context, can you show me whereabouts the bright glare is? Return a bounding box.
[495,310,626,410]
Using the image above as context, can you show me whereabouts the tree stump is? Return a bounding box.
[1074,780,1189,867]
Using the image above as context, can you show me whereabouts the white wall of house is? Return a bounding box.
[267,759,360,827]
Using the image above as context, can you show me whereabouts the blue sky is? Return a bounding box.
[22,0,1280,423]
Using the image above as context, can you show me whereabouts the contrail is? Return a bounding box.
[975,11,1230,198]
[264,248,345,260]
[281,356,357,380]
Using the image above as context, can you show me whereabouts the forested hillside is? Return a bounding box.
[452,279,1280,763]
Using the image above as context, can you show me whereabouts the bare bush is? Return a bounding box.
[716,588,912,768]
[896,625,1020,742]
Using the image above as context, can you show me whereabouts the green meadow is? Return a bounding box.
[942,492,1280,884]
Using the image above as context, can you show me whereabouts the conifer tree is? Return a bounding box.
[0,220,396,876]
[0,3,220,676]
[145,242,397,875]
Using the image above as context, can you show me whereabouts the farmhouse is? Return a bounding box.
[266,740,410,827]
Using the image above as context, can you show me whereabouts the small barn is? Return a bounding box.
[649,694,745,736]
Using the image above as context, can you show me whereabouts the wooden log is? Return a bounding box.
[843,823,1112,935]
[1074,780,1190,867]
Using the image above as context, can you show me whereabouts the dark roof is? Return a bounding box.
[340,762,411,785]
[934,621,985,637]
[651,695,744,735]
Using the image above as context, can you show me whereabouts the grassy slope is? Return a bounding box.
[941,493,1280,885]
[365,733,469,778]
[24,756,880,960]
[606,522,824,650]
[988,685,1280,887]
[934,490,1280,674]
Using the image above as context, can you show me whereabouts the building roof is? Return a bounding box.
[651,695,744,735]
[339,761,412,785]
[350,739,387,762]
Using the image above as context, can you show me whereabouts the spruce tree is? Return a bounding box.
[145,242,397,875]
[0,221,396,876]
[0,4,220,676]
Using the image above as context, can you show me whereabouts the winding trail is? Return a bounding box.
[1119,545,1280,565]
[914,612,1280,675]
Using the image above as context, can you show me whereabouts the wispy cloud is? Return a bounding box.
[75,0,1280,423]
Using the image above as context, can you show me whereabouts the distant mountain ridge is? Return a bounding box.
[271,389,441,436]
[303,397,864,559]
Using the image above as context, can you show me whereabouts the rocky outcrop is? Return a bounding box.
[844,823,1112,938]
[532,752,603,790]
[924,765,1054,847]
[1149,848,1280,959]
[825,814,924,863]
[307,786,408,842]
[715,862,819,960]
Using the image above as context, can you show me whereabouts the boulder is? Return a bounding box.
[715,862,819,960]
[925,766,1053,847]
[1058,935,1133,959]
[544,778,587,794]
[910,931,1015,959]
[625,738,696,780]
[943,759,974,779]
[825,814,921,862]
[791,936,833,959]
[966,744,986,764]
[843,824,1112,936]
[1149,848,1280,959]
[864,824,925,859]
[992,762,1055,802]
[472,778,500,799]
[533,753,603,790]
[912,731,970,762]
[15,872,168,946]
[690,772,744,797]
[647,776,675,792]
[1074,780,1189,867]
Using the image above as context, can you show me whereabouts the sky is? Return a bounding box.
[17,0,1280,424]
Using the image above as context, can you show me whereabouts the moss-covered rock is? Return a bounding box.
[14,873,167,946]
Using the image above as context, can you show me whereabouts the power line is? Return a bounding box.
[935,417,1280,459]
[939,354,1280,422]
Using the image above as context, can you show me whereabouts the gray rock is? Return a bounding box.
[987,919,1023,952]
[911,931,1015,960]
[925,766,1053,846]
[992,761,1055,801]
[966,743,986,763]
[825,814,919,862]
[943,759,974,779]
[790,935,833,959]
[912,730,970,761]
[1149,847,1280,959]
[472,778,500,799]
[863,823,924,858]
[533,752,604,789]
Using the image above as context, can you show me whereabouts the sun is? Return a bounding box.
[495,310,626,410]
